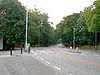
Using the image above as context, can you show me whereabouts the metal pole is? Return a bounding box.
[21,40,22,54]
[38,26,40,47]
[38,20,43,47]
[21,47,22,54]
[73,28,75,50]
[25,9,28,51]
[95,30,97,50]
[10,49,12,55]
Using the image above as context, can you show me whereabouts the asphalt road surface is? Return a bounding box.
[31,45,100,75]
[0,50,56,75]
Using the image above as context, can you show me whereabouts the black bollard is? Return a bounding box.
[21,40,23,54]
[10,49,12,55]
[21,47,22,54]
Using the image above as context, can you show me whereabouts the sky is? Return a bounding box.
[18,0,95,28]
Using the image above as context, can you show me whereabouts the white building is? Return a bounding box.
[0,38,3,49]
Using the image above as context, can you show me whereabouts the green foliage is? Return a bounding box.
[0,0,26,49]
[56,13,80,46]
[55,0,100,47]
[76,12,94,45]
[28,9,57,47]
[83,0,100,33]
[56,12,95,46]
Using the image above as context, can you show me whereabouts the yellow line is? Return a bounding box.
[0,55,14,58]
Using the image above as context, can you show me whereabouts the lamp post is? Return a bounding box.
[38,20,43,47]
[25,9,28,51]
[95,30,97,50]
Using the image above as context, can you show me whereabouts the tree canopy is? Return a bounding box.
[83,0,100,33]
[28,9,57,47]
[55,0,100,47]
[0,0,26,49]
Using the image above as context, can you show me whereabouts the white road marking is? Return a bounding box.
[45,61,50,64]
[69,74,72,75]
[84,53,87,55]
[47,50,53,53]
[64,52,74,55]
[31,50,37,56]
[54,66,61,70]
[40,58,44,60]
[94,55,99,57]
[64,52,69,53]
[36,50,48,53]
[80,54,86,56]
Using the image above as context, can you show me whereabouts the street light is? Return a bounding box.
[38,20,43,47]
[25,9,28,51]
[95,30,97,50]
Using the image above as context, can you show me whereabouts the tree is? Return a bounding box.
[56,12,95,47]
[0,0,26,49]
[56,13,80,46]
[83,0,100,47]
[83,0,100,33]
[55,0,100,48]
[76,12,94,45]
[28,9,56,47]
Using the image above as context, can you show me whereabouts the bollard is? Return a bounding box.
[21,41,23,54]
[70,47,72,49]
[21,47,22,54]
[68,47,72,52]
[10,49,12,55]
[70,47,72,51]
[76,47,79,52]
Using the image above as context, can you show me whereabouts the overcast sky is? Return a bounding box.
[18,0,95,28]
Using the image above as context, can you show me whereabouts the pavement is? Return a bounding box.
[0,49,57,75]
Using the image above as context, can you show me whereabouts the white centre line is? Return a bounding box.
[54,66,61,70]
[45,61,50,64]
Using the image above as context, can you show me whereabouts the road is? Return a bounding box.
[31,45,100,75]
